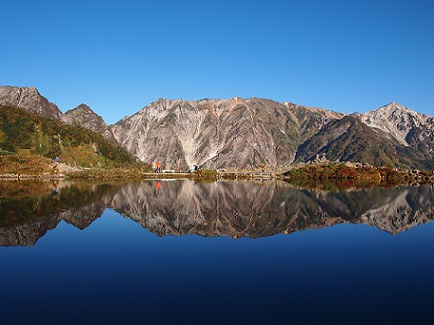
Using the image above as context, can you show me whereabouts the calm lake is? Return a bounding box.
[1,179,434,324]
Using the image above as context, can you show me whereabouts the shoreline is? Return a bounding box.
[1,162,434,187]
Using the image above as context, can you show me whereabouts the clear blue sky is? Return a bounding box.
[2,0,433,124]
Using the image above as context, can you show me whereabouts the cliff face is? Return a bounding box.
[360,102,434,168]
[0,86,63,120]
[109,98,343,170]
[109,97,434,170]
[360,102,434,147]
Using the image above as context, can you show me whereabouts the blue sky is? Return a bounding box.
[2,0,434,124]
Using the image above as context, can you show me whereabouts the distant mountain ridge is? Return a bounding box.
[110,97,434,170]
[1,85,433,170]
[109,97,347,169]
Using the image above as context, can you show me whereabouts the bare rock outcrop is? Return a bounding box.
[0,86,63,120]
[110,98,343,170]
[360,102,434,159]
[63,103,117,142]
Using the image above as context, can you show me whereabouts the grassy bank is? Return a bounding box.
[283,163,434,189]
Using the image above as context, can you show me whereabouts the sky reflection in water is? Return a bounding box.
[0,180,434,324]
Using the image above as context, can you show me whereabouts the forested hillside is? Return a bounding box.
[0,105,139,172]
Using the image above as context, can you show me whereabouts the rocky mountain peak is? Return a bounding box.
[0,85,63,120]
[110,97,344,170]
[67,103,92,112]
[136,98,185,121]
[63,103,117,142]
[377,102,423,119]
[63,103,98,122]
[360,102,433,146]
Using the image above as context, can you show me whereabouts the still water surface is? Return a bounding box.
[1,180,434,324]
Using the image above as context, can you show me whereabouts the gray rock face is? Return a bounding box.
[0,86,63,120]
[63,104,117,142]
[361,102,434,146]
[110,97,344,170]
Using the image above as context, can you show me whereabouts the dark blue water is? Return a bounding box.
[1,181,434,324]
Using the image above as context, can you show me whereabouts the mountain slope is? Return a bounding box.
[360,102,434,146]
[2,85,434,170]
[294,115,427,168]
[63,104,117,142]
[110,97,434,170]
[0,86,62,120]
[0,105,136,168]
[110,97,343,170]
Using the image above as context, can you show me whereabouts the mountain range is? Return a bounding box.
[1,85,433,170]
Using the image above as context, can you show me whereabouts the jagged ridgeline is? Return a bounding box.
[2,86,434,171]
[0,105,136,168]
[111,98,434,170]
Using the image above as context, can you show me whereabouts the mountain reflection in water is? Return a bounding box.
[1,180,434,246]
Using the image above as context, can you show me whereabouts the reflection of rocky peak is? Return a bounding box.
[63,104,117,142]
[1,181,434,246]
[60,202,107,230]
[0,86,63,120]
[111,181,353,238]
[112,181,286,238]
[112,181,434,238]
[0,216,60,247]
[360,186,434,234]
